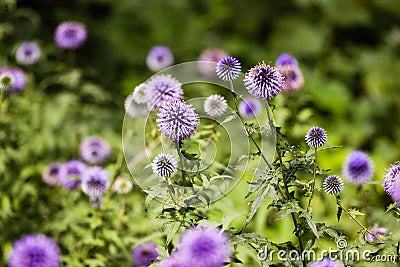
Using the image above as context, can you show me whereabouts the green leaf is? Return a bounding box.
[165,221,180,246]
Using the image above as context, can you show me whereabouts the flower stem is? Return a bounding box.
[307,147,318,212]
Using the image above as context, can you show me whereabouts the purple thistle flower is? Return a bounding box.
[145,74,183,109]
[216,56,241,81]
[16,41,41,65]
[159,254,188,267]
[238,97,262,118]
[309,258,344,267]
[81,166,109,199]
[79,136,111,164]
[204,94,228,117]
[342,150,374,185]
[305,126,327,148]
[124,85,150,118]
[132,243,159,267]
[275,53,299,67]
[152,153,178,178]
[0,70,15,92]
[382,162,400,196]
[8,234,61,267]
[54,21,87,49]
[146,45,174,72]
[9,68,27,92]
[58,160,87,189]
[279,64,304,93]
[365,227,389,243]
[323,175,344,195]
[156,100,200,140]
[244,62,284,99]
[177,227,231,267]
[198,49,228,77]
[42,163,62,186]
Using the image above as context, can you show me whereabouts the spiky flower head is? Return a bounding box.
[275,53,299,67]
[159,254,188,267]
[16,41,41,65]
[81,166,109,200]
[125,83,150,117]
[342,150,374,185]
[8,234,61,267]
[146,45,174,72]
[152,153,178,178]
[54,21,87,49]
[365,227,388,243]
[204,94,228,117]
[0,70,15,92]
[243,62,284,99]
[305,126,327,148]
[59,160,87,189]
[216,56,241,81]
[238,97,262,118]
[198,48,228,77]
[79,136,111,164]
[9,68,27,92]
[391,178,400,205]
[111,176,133,194]
[42,163,62,186]
[278,64,304,93]
[323,175,344,195]
[132,243,159,267]
[177,227,231,267]
[382,162,400,196]
[309,258,344,267]
[157,100,200,140]
[145,74,183,109]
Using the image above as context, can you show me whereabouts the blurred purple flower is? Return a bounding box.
[59,160,87,189]
[145,74,183,109]
[81,166,109,199]
[54,21,87,49]
[309,258,344,267]
[132,243,159,267]
[342,150,374,185]
[42,163,62,186]
[275,53,299,67]
[16,41,41,65]
[79,136,111,164]
[146,45,174,72]
[198,48,228,77]
[238,97,262,118]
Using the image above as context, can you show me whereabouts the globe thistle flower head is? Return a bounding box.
[159,254,188,267]
[323,175,344,195]
[42,163,62,186]
[238,97,262,118]
[54,21,87,49]
[79,136,111,164]
[279,64,304,93]
[111,176,133,194]
[132,243,158,267]
[146,45,174,72]
[382,162,400,195]
[9,68,27,92]
[0,70,15,92]
[305,126,327,148]
[152,153,178,178]
[132,83,149,104]
[342,150,374,185]
[216,56,241,81]
[59,160,87,189]
[16,41,41,65]
[390,178,400,205]
[81,166,110,199]
[243,62,284,99]
[8,234,61,267]
[156,100,200,140]
[309,258,344,267]
[275,53,299,67]
[177,227,231,267]
[198,48,228,77]
[124,92,150,118]
[204,94,228,117]
[145,74,183,109]
[365,227,389,243]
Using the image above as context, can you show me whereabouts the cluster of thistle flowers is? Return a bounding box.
[0,21,88,94]
[132,226,231,267]
[42,136,132,208]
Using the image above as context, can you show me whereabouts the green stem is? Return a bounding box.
[307,147,318,211]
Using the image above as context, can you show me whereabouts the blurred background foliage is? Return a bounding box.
[1,0,400,266]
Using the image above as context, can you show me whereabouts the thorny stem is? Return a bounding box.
[264,99,305,265]
[173,140,188,186]
[336,196,383,243]
[307,147,318,211]
[229,81,272,170]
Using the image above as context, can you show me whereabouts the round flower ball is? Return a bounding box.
[0,70,15,92]
[216,56,241,81]
[177,227,231,267]
[146,45,174,72]
[198,48,228,77]
[238,97,262,118]
[323,175,344,195]
[145,74,183,109]
[152,153,178,178]
[305,126,327,148]
[8,234,61,267]
[81,166,110,199]
[79,136,111,164]
[204,94,228,117]
[382,162,400,196]
[156,100,200,141]
[132,243,158,267]
[42,162,62,186]
[58,160,87,189]
[54,21,87,49]
[16,41,41,65]
[342,150,374,185]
